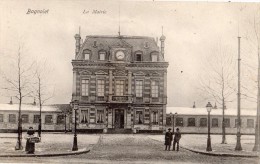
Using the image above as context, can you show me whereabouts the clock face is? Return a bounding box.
[116,51,125,60]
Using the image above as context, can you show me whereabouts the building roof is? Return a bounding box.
[167,107,256,116]
[76,35,163,61]
[0,104,70,113]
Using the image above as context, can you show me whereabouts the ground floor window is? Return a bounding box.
[34,115,40,123]
[135,110,144,124]
[224,118,230,127]
[212,118,218,127]
[235,119,242,128]
[21,114,29,123]
[9,114,16,123]
[81,110,88,123]
[200,118,207,127]
[45,115,53,124]
[166,116,172,126]
[97,110,104,123]
[176,117,183,126]
[57,115,64,124]
[247,119,254,128]
[188,118,196,127]
[151,111,158,125]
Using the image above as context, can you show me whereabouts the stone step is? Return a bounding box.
[107,128,133,134]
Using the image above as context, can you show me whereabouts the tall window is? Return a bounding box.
[84,53,90,60]
[81,79,89,96]
[136,54,142,61]
[21,114,29,123]
[212,118,218,127]
[57,115,64,124]
[9,114,16,123]
[135,110,143,124]
[97,79,105,97]
[151,54,158,62]
[135,80,143,97]
[81,110,88,123]
[152,111,158,125]
[176,118,183,126]
[99,53,105,60]
[33,115,40,123]
[166,116,172,126]
[188,118,196,127]
[0,114,3,122]
[247,119,254,128]
[151,81,159,97]
[97,110,104,123]
[45,115,53,124]
[116,80,124,96]
[224,118,230,127]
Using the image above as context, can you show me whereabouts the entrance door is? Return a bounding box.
[114,109,124,128]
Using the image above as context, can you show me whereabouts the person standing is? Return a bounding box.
[164,128,173,151]
[173,128,181,151]
[25,127,35,154]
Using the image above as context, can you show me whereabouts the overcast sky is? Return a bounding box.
[0,0,259,108]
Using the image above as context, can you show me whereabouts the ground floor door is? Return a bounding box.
[114,109,124,129]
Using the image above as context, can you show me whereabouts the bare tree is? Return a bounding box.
[32,60,54,137]
[0,45,34,150]
[198,42,236,144]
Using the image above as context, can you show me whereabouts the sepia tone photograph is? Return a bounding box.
[0,0,260,163]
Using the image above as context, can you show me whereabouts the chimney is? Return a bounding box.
[193,102,196,108]
[160,26,166,58]
[9,97,13,105]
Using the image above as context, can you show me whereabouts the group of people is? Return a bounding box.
[164,128,181,151]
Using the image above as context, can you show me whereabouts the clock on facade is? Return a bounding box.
[115,51,125,60]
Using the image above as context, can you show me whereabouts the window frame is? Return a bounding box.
[188,118,196,127]
[81,79,89,96]
[57,115,65,124]
[200,118,207,127]
[115,79,125,96]
[45,115,53,124]
[151,54,158,62]
[212,118,218,127]
[96,109,104,124]
[97,79,105,97]
[224,118,230,127]
[33,115,40,123]
[81,109,89,124]
[135,80,143,98]
[98,52,106,61]
[151,80,159,98]
[9,114,16,123]
[176,117,184,127]
[151,111,159,125]
[21,114,29,123]
[135,109,144,124]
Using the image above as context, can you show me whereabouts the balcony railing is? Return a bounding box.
[112,95,130,103]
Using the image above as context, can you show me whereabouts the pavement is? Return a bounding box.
[149,134,260,158]
[0,132,99,157]
[0,134,259,164]
[0,133,259,159]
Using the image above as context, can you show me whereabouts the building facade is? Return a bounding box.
[71,33,168,133]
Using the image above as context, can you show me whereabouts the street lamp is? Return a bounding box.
[64,113,67,133]
[72,100,79,151]
[174,112,177,133]
[206,102,212,151]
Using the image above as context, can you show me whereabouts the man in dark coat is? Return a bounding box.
[173,128,181,151]
[164,128,173,151]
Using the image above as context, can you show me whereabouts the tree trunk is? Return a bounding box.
[222,99,227,144]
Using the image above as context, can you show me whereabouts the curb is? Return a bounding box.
[148,137,259,158]
[181,146,260,158]
[0,148,90,157]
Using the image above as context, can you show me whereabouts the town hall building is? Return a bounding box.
[71,32,168,133]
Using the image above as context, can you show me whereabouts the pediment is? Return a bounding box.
[150,71,161,76]
[133,71,145,76]
[95,70,108,75]
[113,70,127,76]
[79,70,92,75]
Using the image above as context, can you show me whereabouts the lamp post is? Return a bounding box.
[174,112,177,133]
[64,113,67,133]
[72,100,79,151]
[206,102,212,151]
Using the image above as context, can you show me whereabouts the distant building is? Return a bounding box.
[166,107,256,134]
[71,33,169,133]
